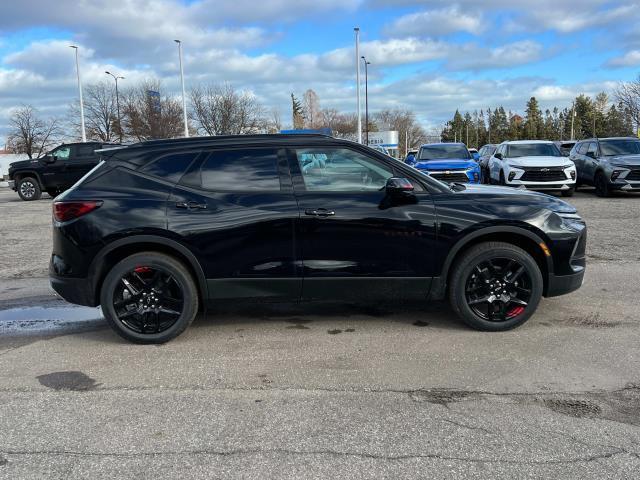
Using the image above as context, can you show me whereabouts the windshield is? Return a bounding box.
[418,145,471,161]
[599,139,640,156]
[507,143,560,158]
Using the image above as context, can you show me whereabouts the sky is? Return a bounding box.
[1,0,640,144]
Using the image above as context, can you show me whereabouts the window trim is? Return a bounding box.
[180,146,289,193]
[139,149,203,185]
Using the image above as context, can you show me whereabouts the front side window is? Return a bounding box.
[141,151,200,183]
[507,143,560,158]
[53,146,71,160]
[586,142,598,156]
[576,143,588,155]
[194,149,281,191]
[418,144,471,161]
[295,148,393,192]
[599,139,640,156]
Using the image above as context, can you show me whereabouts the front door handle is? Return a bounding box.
[176,201,207,210]
[305,208,335,217]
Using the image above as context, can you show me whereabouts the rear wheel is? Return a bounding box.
[46,189,58,198]
[100,252,199,344]
[17,177,42,201]
[449,242,543,331]
[594,172,611,197]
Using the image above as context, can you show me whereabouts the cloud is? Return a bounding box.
[446,40,544,71]
[605,50,640,68]
[384,6,483,37]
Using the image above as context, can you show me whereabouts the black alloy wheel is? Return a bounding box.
[101,252,198,343]
[449,242,543,331]
[113,266,184,334]
[465,258,532,322]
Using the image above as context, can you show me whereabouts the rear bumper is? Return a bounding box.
[50,275,97,307]
[546,269,585,297]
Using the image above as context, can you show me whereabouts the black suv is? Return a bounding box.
[50,135,586,343]
[570,137,640,197]
[8,142,116,200]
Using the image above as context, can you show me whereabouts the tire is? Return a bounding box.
[594,172,611,197]
[499,171,506,186]
[100,252,199,344]
[448,242,543,331]
[17,177,42,201]
[561,187,575,197]
[46,189,58,198]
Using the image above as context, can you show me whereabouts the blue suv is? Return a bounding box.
[406,143,481,184]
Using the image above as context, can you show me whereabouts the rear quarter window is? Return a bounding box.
[140,151,200,184]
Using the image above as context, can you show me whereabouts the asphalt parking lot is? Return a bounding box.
[1,187,640,479]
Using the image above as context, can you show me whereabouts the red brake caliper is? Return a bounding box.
[507,306,525,318]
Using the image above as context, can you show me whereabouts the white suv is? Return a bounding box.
[488,140,577,197]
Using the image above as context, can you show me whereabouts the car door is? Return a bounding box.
[489,145,504,180]
[167,146,301,302]
[584,142,599,183]
[42,145,73,188]
[289,145,437,302]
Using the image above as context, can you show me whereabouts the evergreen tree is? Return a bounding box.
[524,97,543,139]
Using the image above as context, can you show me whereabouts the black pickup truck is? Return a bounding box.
[7,142,117,200]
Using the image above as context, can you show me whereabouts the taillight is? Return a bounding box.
[53,201,102,222]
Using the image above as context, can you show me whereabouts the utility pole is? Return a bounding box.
[70,45,86,142]
[570,101,576,140]
[174,39,189,137]
[361,56,370,145]
[354,27,362,144]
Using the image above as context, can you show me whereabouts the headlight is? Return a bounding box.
[557,212,585,232]
[611,169,626,181]
[507,163,523,169]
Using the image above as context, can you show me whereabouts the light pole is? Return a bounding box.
[105,71,124,143]
[361,56,370,145]
[70,45,86,142]
[174,39,189,137]
[354,28,362,144]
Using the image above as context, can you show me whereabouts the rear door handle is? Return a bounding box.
[176,201,207,210]
[305,208,335,217]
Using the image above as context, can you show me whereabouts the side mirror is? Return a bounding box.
[386,177,414,196]
[586,151,596,159]
[494,152,503,160]
[472,152,480,161]
[44,155,57,164]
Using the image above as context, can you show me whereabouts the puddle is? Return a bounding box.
[0,306,104,335]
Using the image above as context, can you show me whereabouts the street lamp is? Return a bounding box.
[105,71,124,143]
[361,56,370,145]
[354,28,362,144]
[69,45,86,142]
[174,39,189,138]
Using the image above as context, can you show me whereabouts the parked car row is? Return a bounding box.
[403,137,640,199]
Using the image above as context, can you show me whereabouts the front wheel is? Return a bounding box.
[100,252,199,344]
[17,177,42,201]
[561,187,575,197]
[449,242,543,331]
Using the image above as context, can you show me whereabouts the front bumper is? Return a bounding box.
[505,165,576,190]
[421,169,481,184]
[546,269,584,297]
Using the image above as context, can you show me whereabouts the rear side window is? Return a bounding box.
[141,151,200,183]
[188,148,281,191]
[75,144,98,157]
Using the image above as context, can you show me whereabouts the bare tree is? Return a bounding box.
[303,89,322,128]
[121,80,185,140]
[374,108,427,157]
[190,83,265,136]
[616,77,640,131]
[6,105,61,158]
[266,108,282,134]
[68,81,119,142]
